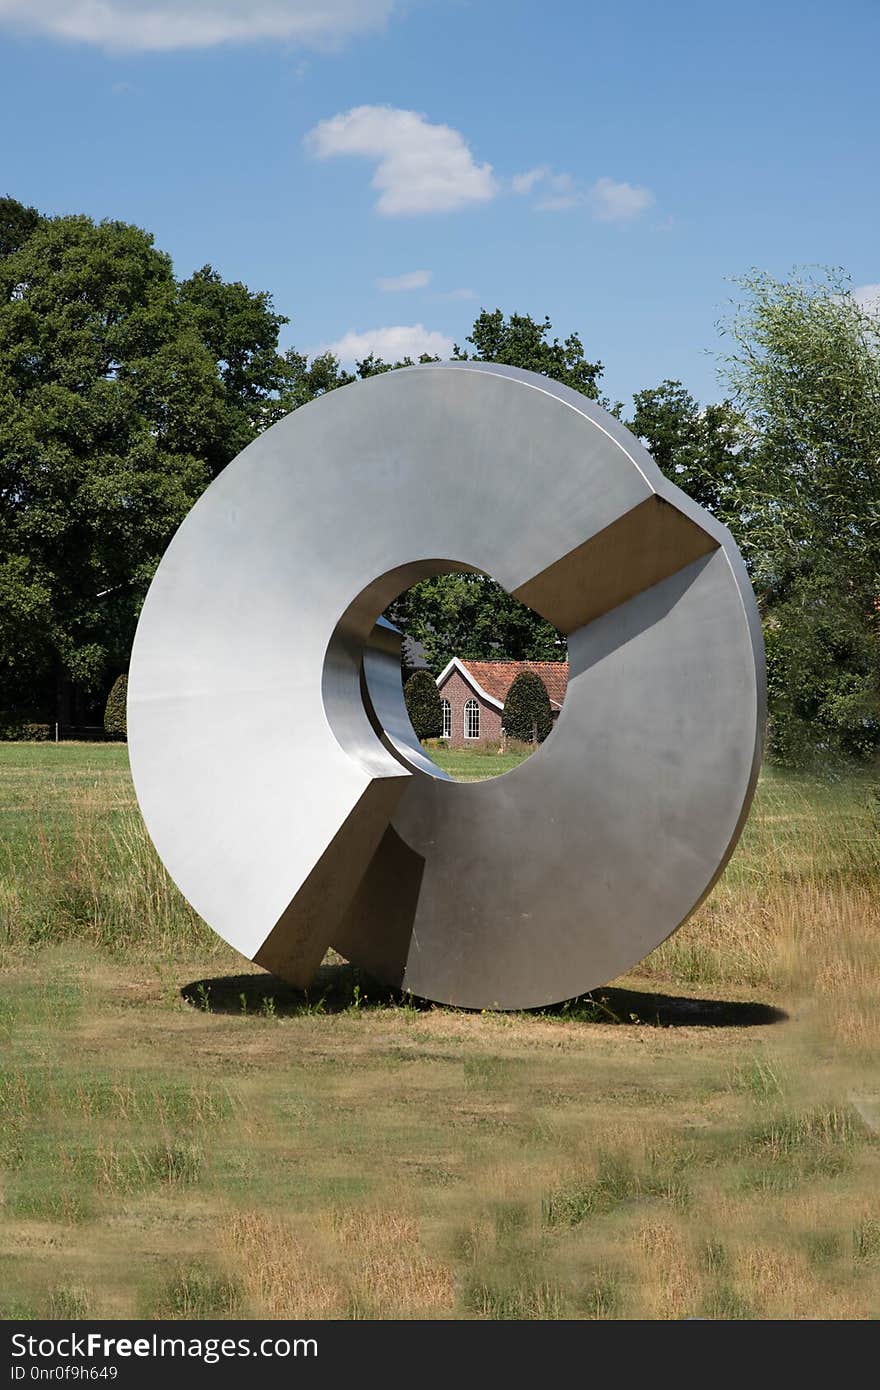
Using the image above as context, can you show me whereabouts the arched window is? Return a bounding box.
[441,698,451,738]
[464,698,480,740]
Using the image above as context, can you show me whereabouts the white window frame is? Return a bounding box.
[464,697,480,740]
[441,698,452,738]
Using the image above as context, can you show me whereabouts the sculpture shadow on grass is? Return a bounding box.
[180,963,788,1028]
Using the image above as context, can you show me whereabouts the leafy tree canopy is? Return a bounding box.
[277,347,440,412]
[629,380,747,533]
[279,349,355,411]
[179,264,292,470]
[719,268,880,762]
[0,199,291,719]
[389,575,564,676]
[721,268,880,603]
[454,308,604,399]
[0,195,43,259]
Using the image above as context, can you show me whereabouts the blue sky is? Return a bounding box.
[1,0,878,406]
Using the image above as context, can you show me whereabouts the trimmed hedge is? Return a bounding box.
[502,671,552,743]
[104,674,128,740]
[0,720,50,741]
[404,669,443,740]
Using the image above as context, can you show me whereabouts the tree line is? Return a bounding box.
[1,196,878,763]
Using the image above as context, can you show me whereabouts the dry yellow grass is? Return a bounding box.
[332,1210,456,1316]
[225,1213,344,1319]
[0,747,878,1319]
[223,1207,456,1319]
[631,1222,698,1320]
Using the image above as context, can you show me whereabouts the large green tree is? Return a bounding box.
[280,308,602,410]
[455,308,604,399]
[179,265,291,472]
[0,195,43,259]
[0,200,290,722]
[629,380,746,533]
[719,269,880,762]
[279,349,355,411]
[276,346,443,413]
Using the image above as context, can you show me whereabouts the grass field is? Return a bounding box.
[427,744,531,781]
[1,743,878,1319]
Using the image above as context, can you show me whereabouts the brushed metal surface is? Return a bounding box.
[128,362,765,1009]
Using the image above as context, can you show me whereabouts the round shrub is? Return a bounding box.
[104,673,128,740]
[404,669,443,741]
[503,671,552,743]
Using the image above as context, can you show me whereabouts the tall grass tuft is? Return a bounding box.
[640,768,880,1052]
[1,784,224,960]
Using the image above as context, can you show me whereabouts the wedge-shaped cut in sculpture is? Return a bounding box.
[128,363,765,1010]
[253,777,408,988]
[512,493,719,635]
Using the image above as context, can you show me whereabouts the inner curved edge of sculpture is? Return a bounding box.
[127,361,766,1011]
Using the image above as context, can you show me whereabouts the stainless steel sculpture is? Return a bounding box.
[128,363,765,1010]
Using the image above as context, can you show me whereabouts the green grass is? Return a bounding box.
[0,742,878,1318]
[425,745,532,780]
[0,742,222,959]
[146,1265,241,1320]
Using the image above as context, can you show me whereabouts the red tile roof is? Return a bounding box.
[458,659,568,709]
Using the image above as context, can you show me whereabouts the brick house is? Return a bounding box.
[435,658,568,748]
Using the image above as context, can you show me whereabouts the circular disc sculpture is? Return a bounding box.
[128,363,765,1010]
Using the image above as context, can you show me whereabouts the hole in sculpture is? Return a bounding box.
[322,561,568,785]
[385,570,568,782]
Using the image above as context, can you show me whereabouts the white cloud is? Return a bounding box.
[0,0,396,51]
[376,269,432,292]
[514,167,654,222]
[853,283,880,314]
[512,165,581,210]
[445,286,476,300]
[536,174,581,212]
[512,166,549,196]
[322,324,454,364]
[589,175,653,223]
[305,105,499,215]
